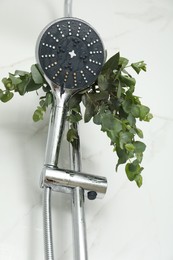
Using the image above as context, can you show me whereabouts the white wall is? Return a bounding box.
[0,0,173,259]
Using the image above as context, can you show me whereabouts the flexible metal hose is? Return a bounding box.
[43,187,54,260]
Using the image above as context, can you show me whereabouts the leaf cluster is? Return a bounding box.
[0,64,52,121]
[0,53,152,187]
[66,53,152,187]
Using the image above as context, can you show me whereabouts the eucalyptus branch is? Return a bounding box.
[0,52,152,187]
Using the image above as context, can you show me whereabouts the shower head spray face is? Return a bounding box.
[36,17,105,91]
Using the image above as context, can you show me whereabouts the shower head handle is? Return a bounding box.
[36,17,106,167]
[43,89,72,167]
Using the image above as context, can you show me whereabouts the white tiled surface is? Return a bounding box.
[0,0,173,259]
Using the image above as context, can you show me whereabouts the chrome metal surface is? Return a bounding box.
[43,187,54,260]
[72,187,88,260]
[70,123,88,260]
[64,0,73,17]
[42,166,107,199]
[44,89,71,167]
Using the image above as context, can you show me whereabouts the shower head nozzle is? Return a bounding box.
[36,17,105,91]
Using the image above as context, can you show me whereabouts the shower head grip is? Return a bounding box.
[36,17,105,90]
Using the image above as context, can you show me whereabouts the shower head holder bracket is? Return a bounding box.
[41,166,108,200]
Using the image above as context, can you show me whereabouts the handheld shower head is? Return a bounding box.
[36,17,105,91]
[36,17,105,166]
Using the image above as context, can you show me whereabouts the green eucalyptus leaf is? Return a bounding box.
[82,93,88,107]
[131,104,140,118]
[134,141,146,153]
[117,81,122,98]
[68,94,82,109]
[139,105,150,120]
[39,99,45,106]
[122,100,132,113]
[33,108,44,122]
[93,104,108,123]
[127,85,135,95]
[67,127,78,143]
[17,76,30,95]
[116,146,129,170]
[45,92,53,106]
[136,152,143,163]
[9,73,22,85]
[87,91,109,103]
[143,112,153,122]
[119,57,129,69]
[98,74,110,91]
[136,128,144,138]
[31,64,44,84]
[26,78,42,92]
[15,70,30,76]
[106,130,117,143]
[125,143,135,152]
[134,96,141,105]
[101,113,122,142]
[135,174,143,187]
[126,124,136,136]
[84,103,95,122]
[93,111,102,125]
[131,61,146,74]
[39,99,46,111]
[129,127,136,135]
[93,104,107,125]
[125,160,142,181]
[2,77,9,85]
[94,91,109,101]
[1,91,14,102]
[101,113,122,133]
[119,131,134,149]
[120,75,136,88]
[36,106,44,112]
[67,111,82,123]
[101,52,120,74]
[82,93,98,122]
[127,113,136,126]
[2,77,14,90]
